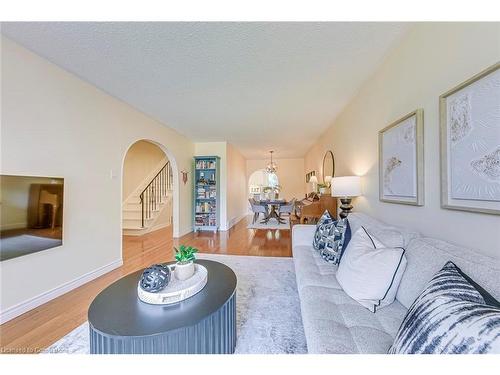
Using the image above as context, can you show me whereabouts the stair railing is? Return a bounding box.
[139,161,173,228]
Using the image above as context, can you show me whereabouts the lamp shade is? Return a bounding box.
[324,175,332,184]
[331,176,362,197]
[309,175,318,184]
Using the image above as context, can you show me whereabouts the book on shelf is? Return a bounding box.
[194,156,218,229]
[196,160,216,169]
[195,201,216,213]
[195,214,217,227]
[196,171,216,185]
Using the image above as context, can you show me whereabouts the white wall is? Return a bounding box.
[246,158,306,202]
[0,37,194,317]
[226,143,248,227]
[305,23,500,258]
[123,140,167,200]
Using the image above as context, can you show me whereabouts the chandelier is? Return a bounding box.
[266,150,277,174]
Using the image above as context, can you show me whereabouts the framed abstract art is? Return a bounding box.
[305,170,316,183]
[379,109,424,205]
[440,62,500,215]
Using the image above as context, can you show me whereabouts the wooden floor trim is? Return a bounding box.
[0,259,123,325]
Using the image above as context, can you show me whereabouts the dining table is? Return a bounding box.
[256,199,288,224]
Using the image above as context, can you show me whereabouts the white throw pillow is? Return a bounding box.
[336,226,407,312]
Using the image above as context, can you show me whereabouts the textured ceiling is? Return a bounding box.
[1,22,409,158]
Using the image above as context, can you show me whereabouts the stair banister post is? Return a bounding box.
[140,192,144,228]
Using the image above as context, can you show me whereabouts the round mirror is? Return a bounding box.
[322,150,335,184]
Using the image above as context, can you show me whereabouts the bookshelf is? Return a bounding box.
[193,156,220,232]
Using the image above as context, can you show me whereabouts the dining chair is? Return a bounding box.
[248,198,269,224]
[278,198,296,220]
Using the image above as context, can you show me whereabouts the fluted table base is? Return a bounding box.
[90,292,236,354]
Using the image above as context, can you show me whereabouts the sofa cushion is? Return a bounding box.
[293,245,341,291]
[336,227,407,312]
[298,285,407,353]
[396,237,500,308]
[291,224,317,248]
[348,212,420,248]
[389,261,500,354]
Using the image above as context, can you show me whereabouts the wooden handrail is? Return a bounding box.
[139,161,173,228]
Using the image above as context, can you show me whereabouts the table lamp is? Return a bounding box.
[309,175,318,193]
[331,176,362,219]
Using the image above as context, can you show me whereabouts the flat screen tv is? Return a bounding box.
[0,174,64,261]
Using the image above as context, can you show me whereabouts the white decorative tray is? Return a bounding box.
[137,264,208,305]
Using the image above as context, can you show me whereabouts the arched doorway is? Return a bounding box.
[121,139,179,260]
[248,169,280,201]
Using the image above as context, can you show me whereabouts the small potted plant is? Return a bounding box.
[174,245,198,280]
[318,183,328,195]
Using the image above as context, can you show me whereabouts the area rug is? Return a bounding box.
[44,253,307,354]
[0,235,62,261]
[247,216,290,230]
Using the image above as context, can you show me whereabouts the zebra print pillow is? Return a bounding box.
[389,261,500,354]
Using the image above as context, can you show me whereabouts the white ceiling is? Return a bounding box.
[1,22,410,159]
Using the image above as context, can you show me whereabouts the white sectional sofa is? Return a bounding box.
[291,212,500,354]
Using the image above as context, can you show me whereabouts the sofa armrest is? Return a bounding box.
[292,224,316,247]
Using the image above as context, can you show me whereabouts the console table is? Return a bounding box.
[296,194,337,223]
[88,259,237,354]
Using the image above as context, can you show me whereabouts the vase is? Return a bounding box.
[175,261,195,280]
[319,187,327,195]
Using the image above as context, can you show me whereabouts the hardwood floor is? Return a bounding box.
[0,216,292,353]
[1,227,62,240]
[179,216,292,258]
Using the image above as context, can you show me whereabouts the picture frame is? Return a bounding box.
[440,62,500,215]
[379,109,424,205]
[305,170,316,183]
[249,185,261,194]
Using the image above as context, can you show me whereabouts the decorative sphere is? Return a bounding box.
[139,264,171,293]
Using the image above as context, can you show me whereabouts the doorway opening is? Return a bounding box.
[248,168,280,201]
[121,140,177,261]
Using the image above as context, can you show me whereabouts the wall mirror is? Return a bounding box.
[322,150,335,184]
[0,174,64,262]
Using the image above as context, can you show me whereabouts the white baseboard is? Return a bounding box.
[148,222,170,234]
[123,222,171,236]
[176,226,193,238]
[0,259,123,324]
[226,213,248,230]
[177,215,245,236]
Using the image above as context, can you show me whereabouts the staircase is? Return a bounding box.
[122,160,173,236]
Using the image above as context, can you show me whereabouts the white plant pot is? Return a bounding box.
[175,261,195,281]
[319,187,327,195]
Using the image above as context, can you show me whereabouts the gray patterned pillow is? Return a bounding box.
[312,211,335,251]
[312,211,349,265]
[389,261,500,354]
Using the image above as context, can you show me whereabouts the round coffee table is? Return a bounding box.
[88,259,237,354]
